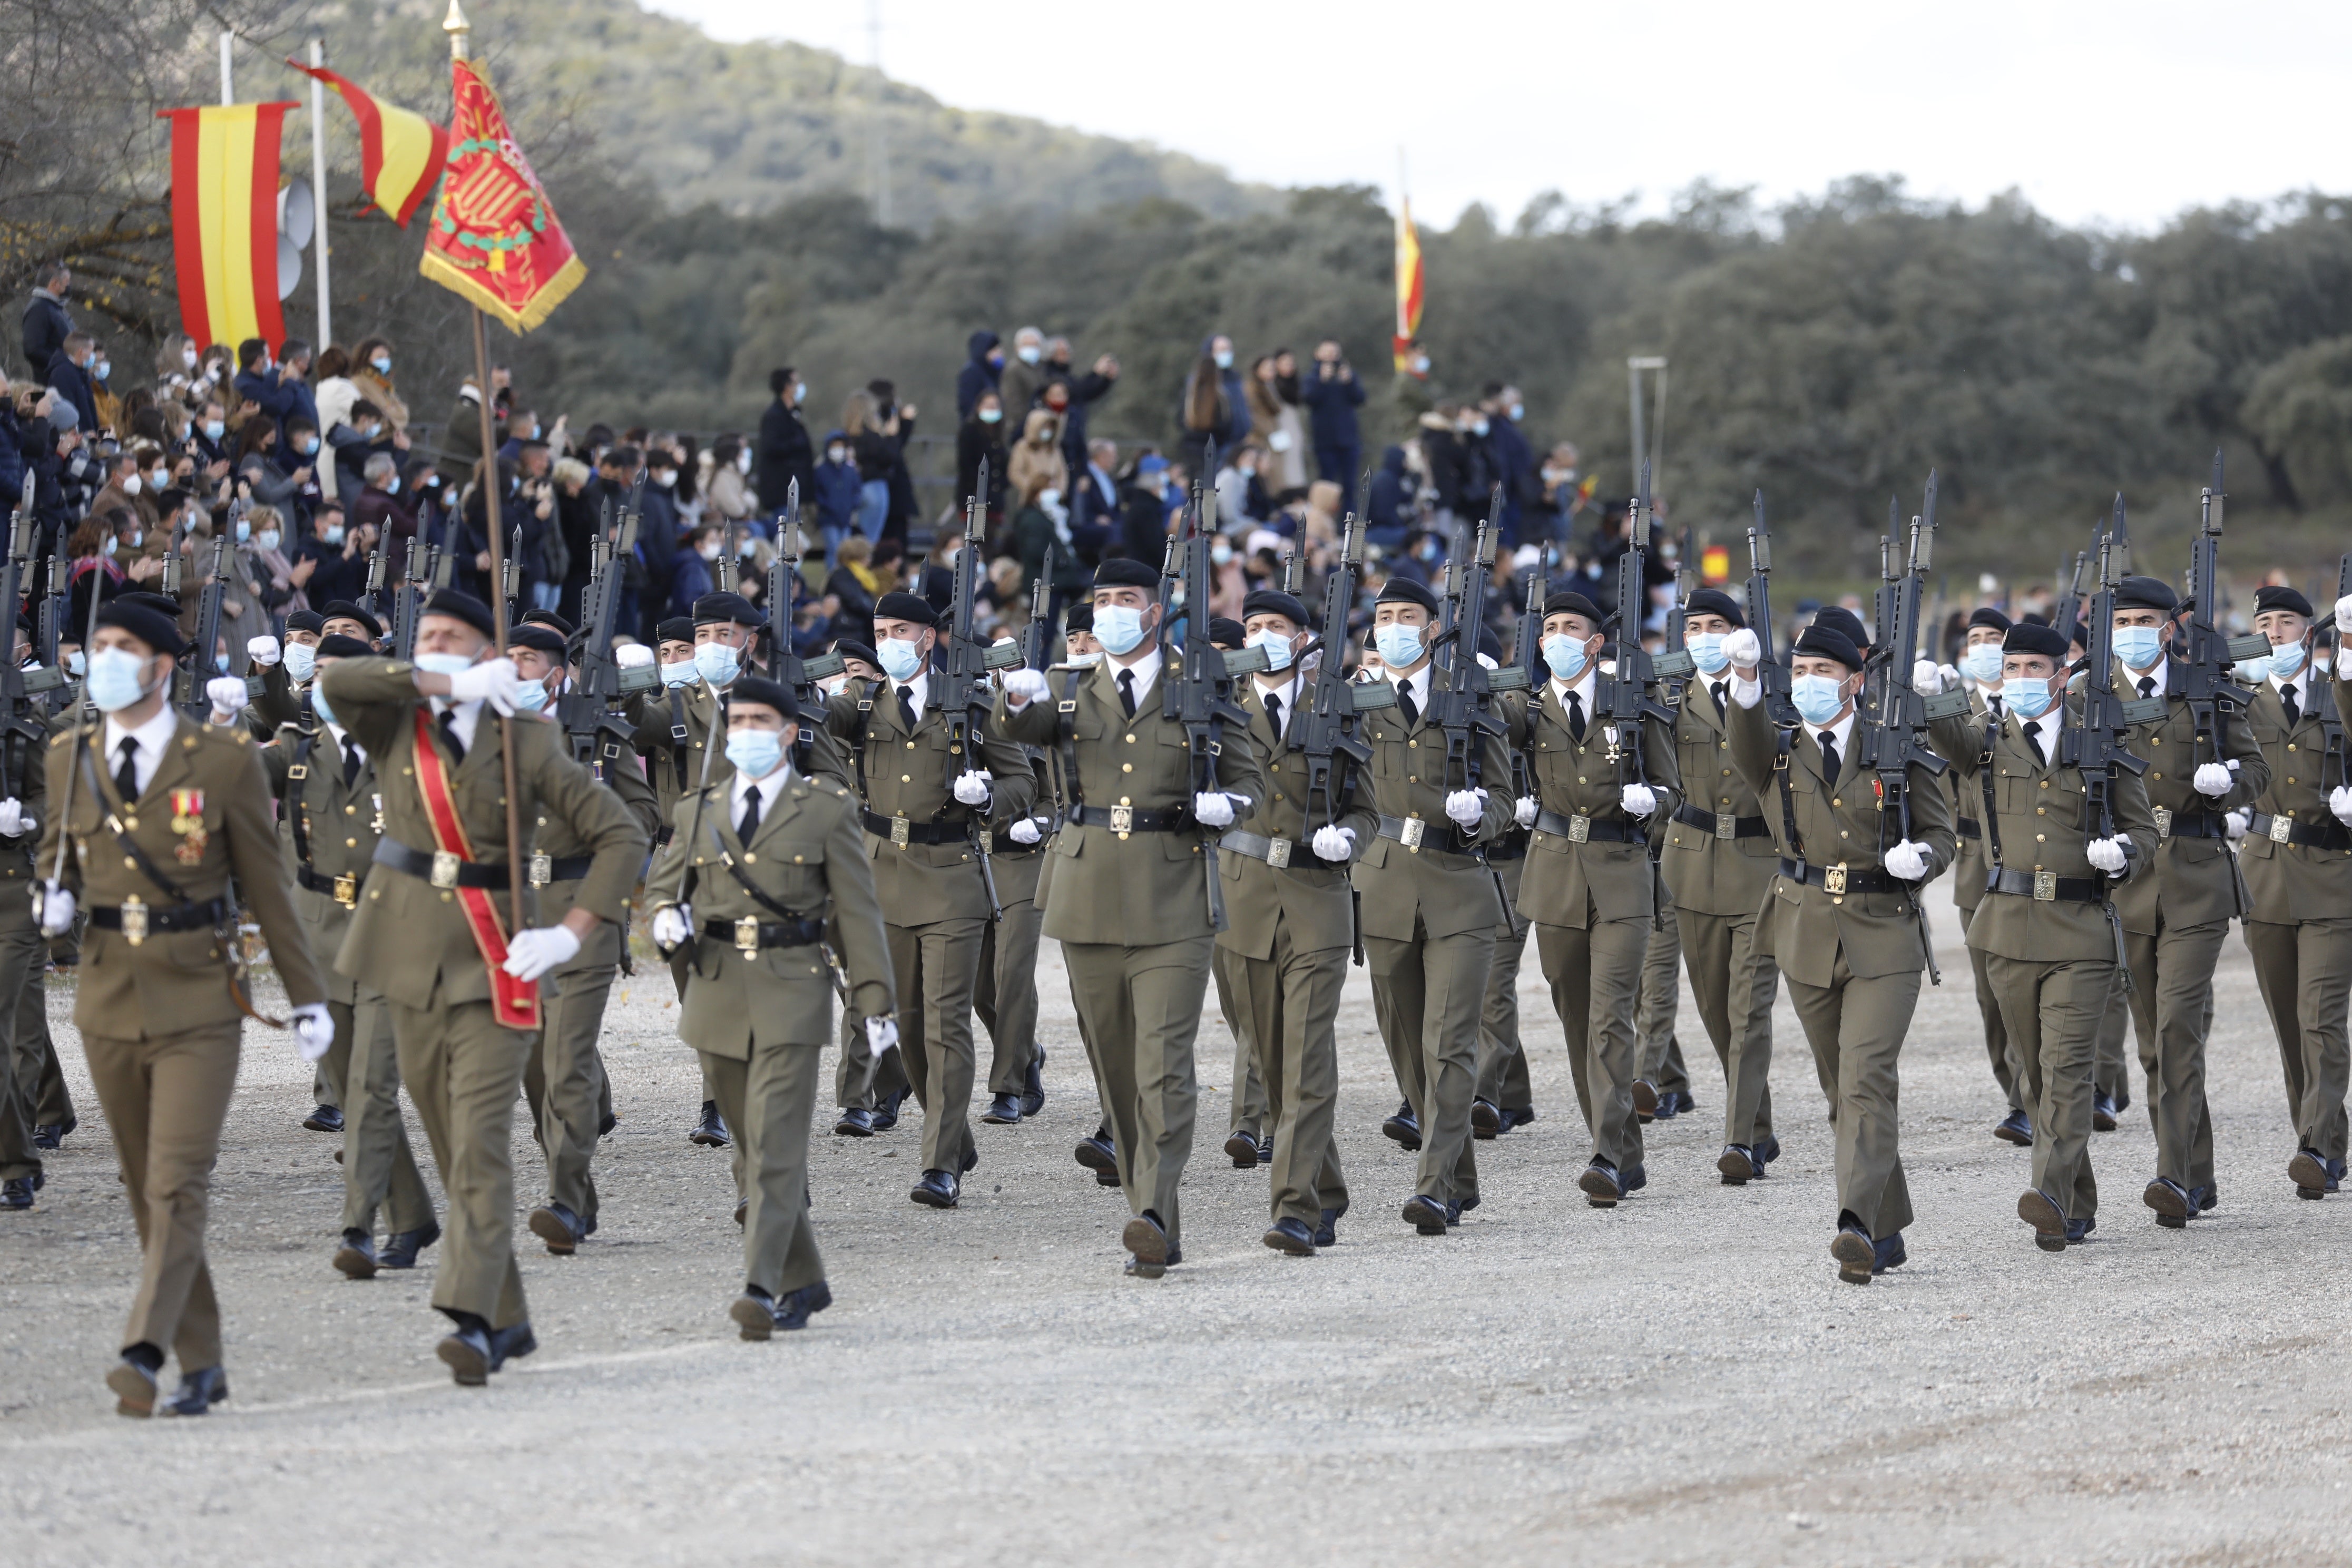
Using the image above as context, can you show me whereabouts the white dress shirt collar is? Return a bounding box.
[428,694,484,756]
[1549,667,1598,719]
[731,761,792,816]
[2122,659,2168,697]
[2272,665,2310,714]
[102,703,182,799]
[1812,708,1857,763]
[1110,646,1162,707]
[891,668,931,723]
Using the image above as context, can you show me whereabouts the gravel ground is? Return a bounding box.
[3,925,2348,1567]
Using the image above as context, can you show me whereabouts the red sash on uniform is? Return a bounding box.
[413,706,540,1028]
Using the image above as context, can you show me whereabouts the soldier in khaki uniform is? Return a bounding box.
[36,601,334,1415]
[1352,577,1514,1234]
[2100,578,2267,1224]
[319,590,643,1384]
[253,633,439,1277]
[1722,620,1954,1282]
[973,674,1055,1126]
[1943,607,2035,1144]
[997,557,1266,1274]
[1472,622,1538,1142]
[826,591,1034,1206]
[1217,589,1373,1252]
[1202,615,1274,1171]
[0,624,49,1213]
[645,677,896,1336]
[1929,621,2157,1251]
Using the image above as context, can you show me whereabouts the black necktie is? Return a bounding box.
[1817,729,1840,782]
[1565,689,1585,743]
[2022,719,2044,767]
[737,783,761,844]
[896,684,917,730]
[437,707,464,764]
[341,737,362,789]
[1397,680,1419,729]
[1710,679,1728,719]
[1263,690,1282,746]
[2137,676,2155,701]
[114,735,139,803]
[1118,668,1137,720]
[2284,683,2300,729]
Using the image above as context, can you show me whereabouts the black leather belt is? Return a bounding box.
[90,895,228,934]
[2156,808,2228,841]
[702,915,825,949]
[1069,803,1187,833]
[1671,802,1770,840]
[1485,830,1527,863]
[297,864,364,906]
[863,809,966,846]
[1376,814,1473,853]
[1778,857,1903,895]
[373,837,509,890]
[2248,811,2351,851]
[1983,867,2103,903]
[1534,808,1644,845]
[1218,828,1340,870]
[1955,816,1982,840]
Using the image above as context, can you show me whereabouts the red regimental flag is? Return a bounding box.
[417,56,584,333]
[410,707,540,1029]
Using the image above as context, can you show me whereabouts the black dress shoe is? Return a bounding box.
[2064,1216,2095,1246]
[1457,1193,1479,1214]
[599,1109,618,1137]
[2289,1149,2340,1198]
[378,1220,440,1269]
[1717,1144,1760,1184]
[832,1106,875,1138]
[959,1145,979,1177]
[437,1324,495,1386]
[303,1103,344,1134]
[163,1365,229,1416]
[730,1285,778,1341]
[2091,1091,2119,1132]
[2113,1089,2131,1115]
[870,1087,909,1132]
[1874,1231,1907,1273]
[1256,1135,1272,1166]
[1622,1163,1647,1193]
[1444,1199,1463,1226]
[910,1169,959,1208]
[1074,1128,1117,1173]
[776,1281,833,1329]
[1381,1101,1423,1151]
[1021,1049,1046,1118]
[1631,1079,1659,1121]
[1122,1212,1172,1277]
[31,1124,61,1150]
[1401,1194,1449,1235]
[107,1355,160,1417]
[2144,1176,2192,1228]
[0,1176,34,1210]
[333,1228,379,1279]
[1223,1129,1259,1169]
[528,1202,585,1255]
[1263,1217,1316,1256]
[733,1198,747,1227]
[981,1093,1023,1125]
[690,1101,731,1147]
[1830,1223,1876,1286]
[1314,1209,1339,1247]
[1579,1160,1624,1208]
[2198,1184,2218,1213]
[1471,1099,1502,1139]
[2018,1188,2068,1252]
[1756,1133,1781,1165]
[1651,1090,1684,1121]
[1994,1110,2033,1146]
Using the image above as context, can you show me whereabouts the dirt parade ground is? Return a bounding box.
[4,923,2349,1567]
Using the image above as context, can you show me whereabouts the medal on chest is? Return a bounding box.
[170,788,208,865]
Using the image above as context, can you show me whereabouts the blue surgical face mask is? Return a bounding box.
[65,650,84,677]
[234,520,251,544]
[413,652,476,677]
[1247,629,1293,671]
[86,646,151,712]
[2233,653,2269,683]
[323,524,345,547]
[102,535,118,557]
[256,529,279,552]
[1095,604,1147,656]
[977,407,1002,425]
[693,642,740,685]
[1066,650,1101,668]
[1017,345,1042,365]
[878,637,924,682]
[726,728,783,779]
[283,642,317,682]
[2111,626,2162,670]
[214,652,231,673]
[1210,542,1233,566]
[370,355,391,375]
[301,437,319,456]
[1509,403,1525,422]
[1963,642,2005,684]
[309,683,336,726]
[1374,623,1424,669]
[1542,634,1589,682]
[203,419,225,442]
[1686,632,1728,675]
[1212,349,1233,369]
[2268,639,2309,679]
[661,657,699,688]
[1790,673,1849,728]
[512,678,550,712]
[2005,674,2055,720]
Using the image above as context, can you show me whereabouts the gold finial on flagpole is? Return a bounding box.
[443,0,471,58]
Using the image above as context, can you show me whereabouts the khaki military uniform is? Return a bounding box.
[248,663,348,1111]
[38,713,328,1370]
[319,658,643,1333]
[645,770,894,1298]
[998,651,1266,1256]
[1474,846,1534,1120]
[0,724,48,1192]
[974,751,1054,1100]
[1947,689,2025,1118]
[1635,900,1686,1104]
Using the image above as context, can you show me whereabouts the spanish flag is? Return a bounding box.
[1392,194,1425,375]
[286,60,448,227]
[158,103,299,350]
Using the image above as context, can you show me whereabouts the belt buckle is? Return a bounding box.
[1400,817,1425,851]
[1109,804,1134,838]
[2153,805,2172,839]
[1567,814,1591,844]
[120,895,148,946]
[1716,811,1738,840]
[332,872,358,907]
[1265,837,1292,869]
[2270,814,2294,843]
[890,815,911,849]
[528,852,552,887]
[429,850,461,890]
[1823,864,1847,894]
[735,916,761,955]
[2033,870,2059,901]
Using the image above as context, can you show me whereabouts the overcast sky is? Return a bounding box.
[653,0,2351,232]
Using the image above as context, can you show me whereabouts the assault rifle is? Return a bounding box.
[554,476,646,775]
[391,538,426,658]
[768,483,842,770]
[1424,510,1520,933]
[1744,491,1797,727]
[1021,544,1055,672]
[0,481,48,800]
[2056,496,2149,983]
[1169,471,1266,933]
[176,532,230,720]
[938,459,1024,918]
[1292,516,1378,964]
[2050,522,2099,662]
[499,524,522,630]
[361,511,393,623]
[2174,451,2268,770]
[715,515,738,595]
[1600,464,1677,794]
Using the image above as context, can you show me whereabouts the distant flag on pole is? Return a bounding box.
[156,102,300,349]
[285,60,449,227]
[1393,194,1425,376]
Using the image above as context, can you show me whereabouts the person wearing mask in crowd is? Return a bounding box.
[811,430,860,567]
[327,399,399,504]
[22,260,71,379]
[1007,407,1067,509]
[310,346,359,496]
[232,339,293,444]
[757,367,815,531]
[704,433,760,544]
[956,390,1010,522]
[45,331,99,437]
[1043,338,1119,477]
[843,389,900,545]
[1214,443,1270,533]
[88,450,156,532]
[288,501,369,614]
[1454,403,1499,518]
[1071,437,1121,550]
[670,522,723,618]
[1119,454,1173,567]
[1415,406,1467,528]
[997,326,1048,423]
[437,374,495,492]
[86,342,122,438]
[551,455,599,625]
[234,413,310,521]
[353,451,417,551]
[1304,340,1367,517]
[348,337,408,438]
[866,381,921,541]
[1012,471,1085,620]
[1483,384,1535,546]
[1178,335,1249,480]
[956,330,1004,420]
[1537,443,1584,552]
[1247,352,1310,502]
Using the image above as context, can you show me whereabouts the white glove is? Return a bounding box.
[447,655,522,716]
[1621,782,1657,817]
[2226,807,2251,841]
[1311,824,1356,862]
[35,881,72,937]
[651,904,693,948]
[2337,594,2352,638]
[953,770,993,806]
[501,923,581,981]
[2332,787,2352,827]
[1912,658,1942,694]
[1883,839,1929,881]
[1445,788,1487,829]
[2086,837,2128,874]
[291,1002,335,1062]
[246,635,281,668]
[1192,790,1237,828]
[1938,663,1961,691]
[866,1015,900,1056]
[1722,628,1761,671]
[1515,796,1539,828]
[1008,817,1044,846]
[615,643,656,669]
[2194,762,2234,798]
[0,798,26,837]
[205,675,249,721]
[1003,669,1048,707]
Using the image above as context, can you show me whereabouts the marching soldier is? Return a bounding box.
[997,558,1266,1274]
[1929,621,2156,1253]
[1472,638,1538,1141]
[1945,606,2034,1144]
[1047,603,1128,1185]
[1203,614,1273,1171]
[1721,618,1954,1282]
[1631,899,1689,1121]
[1502,587,1679,1208]
[0,616,47,1211]
[36,600,335,1414]
[645,677,895,1336]
[825,591,1034,1207]
[318,600,384,652]
[318,590,643,1384]
[974,640,1055,1125]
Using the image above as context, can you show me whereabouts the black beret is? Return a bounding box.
[832,639,879,668]
[1376,576,1440,614]
[420,590,495,638]
[283,608,325,634]
[1792,623,1863,671]
[1540,589,1606,627]
[522,608,575,637]
[873,591,938,629]
[94,601,186,658]
[506,623,568,657]
[1064,602,1093,631]
[1684,587,1745,627]
[656,616,696,645]
[117,591,184,619]
[2067,621,2089,650]
[1477,626,1504,663]
[2256,585,2314,620]
[316,633,373,659]
[320,600,383,639]
[2004,622,2070,660]
[1090,558,1159,592]
[1240,589,1309,627]
[1966,605,2012,633]
[2111,576,2176,613]
[725,675,797,722]
[692,591,762,627]
[1812,606,1869,651]
[1207,617,1247,649]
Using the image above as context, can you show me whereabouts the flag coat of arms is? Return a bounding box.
[418,56,584,333]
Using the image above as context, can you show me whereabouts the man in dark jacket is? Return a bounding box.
[293,501,371,608]
[1044,338,1119,477]
[1366,444,1415,550]
[44,333,98,437]
[1482,384,1535,546]
[233,339,301,440]
[22,263,71,380]
[955,330,1003,420]
[1304,340,1367,516]
[756,367,815,525]
[1118,454,1173,565]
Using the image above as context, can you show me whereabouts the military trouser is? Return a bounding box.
[702,1043,827,1298]
[835,907,910,1111]
[82,1022,241,1369]
[974,879,1046,1095]
[1636,902,1689,1096]
[334,993,433,1237]
[677,944,730,1125]
[1535,912,1648,1174]
[1230,938,1351,1229]
[885,916,984,1175]
[1677,904,1776,1143]
[2123,920,2224,1194]
[1064,936,1214,1252]
[1782,950,1919,1239]
[528,964,614,1223]
[2242,917,2352,1164]
[1963,921,2025,1114]
[390,999,533,1331]
[1475,856,1534,1112]
[2093,964,2132,1105]
[13,960,73,1131]
[1213,947,1268,1140]
[0,907,44,1183]
[1985,953,2111,1223]
[1369,922,1491,1207]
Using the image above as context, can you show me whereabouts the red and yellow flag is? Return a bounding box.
[286,60,448,227]
[418,57,584,334]
[1392,194,1425,375]
[158,103,298,349]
